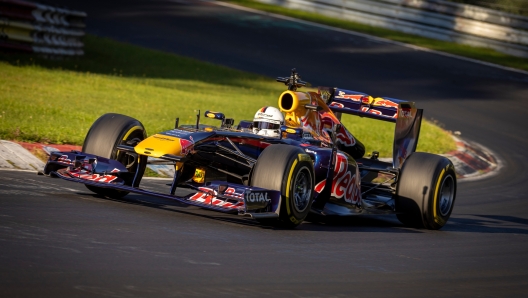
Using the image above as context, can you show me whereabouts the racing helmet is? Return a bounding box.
[252,106,284,138]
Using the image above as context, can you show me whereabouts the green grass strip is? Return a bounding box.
[222,0,528,72]
[0,35,455,157]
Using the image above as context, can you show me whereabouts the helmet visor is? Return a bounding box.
[253,121,280,130]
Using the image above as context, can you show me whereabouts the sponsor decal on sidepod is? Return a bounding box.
[314,153,361,205]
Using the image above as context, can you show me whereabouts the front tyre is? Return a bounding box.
[82,113,147,198]
[251,144,314,228]
[396,152,457,230]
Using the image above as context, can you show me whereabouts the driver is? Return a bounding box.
[252,106,284,138]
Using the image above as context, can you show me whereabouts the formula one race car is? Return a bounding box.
[43,69,456,229]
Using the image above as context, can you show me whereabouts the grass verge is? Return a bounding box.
[222,0,528,72]
[0,35,455,157]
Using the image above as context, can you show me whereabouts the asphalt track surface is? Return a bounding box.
[1,0,528,297]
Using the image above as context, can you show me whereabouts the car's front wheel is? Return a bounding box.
[250,144,314,228]
[82,113,147,198]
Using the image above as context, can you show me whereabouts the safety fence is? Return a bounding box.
[256,0,528,58]
[0,0,86,56]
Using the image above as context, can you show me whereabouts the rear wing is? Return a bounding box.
[320,87,423,168]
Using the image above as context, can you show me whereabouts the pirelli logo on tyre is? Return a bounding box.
[298,153,311,162]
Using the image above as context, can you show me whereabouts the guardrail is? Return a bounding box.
[0,0,86,56]
[256,0,528,58]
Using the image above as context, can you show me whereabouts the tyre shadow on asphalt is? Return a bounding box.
[72,190,423,233]
[442,214,528,234]
[302,215,422,233]
[442,214,528,235]
[71,190,528,234]
[66,176,421,233]
[82,192,267,228]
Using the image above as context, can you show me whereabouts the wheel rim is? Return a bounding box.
[115,128,144,171]
[292,166,312,213]
[438,175,455,217]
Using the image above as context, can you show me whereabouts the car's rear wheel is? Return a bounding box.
[82,113,147,198]
[250,144,314,228]
[395,152,457,229]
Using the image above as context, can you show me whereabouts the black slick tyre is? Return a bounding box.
[396,152,457,230]
[250,144,314,228]
[82,113,147,198]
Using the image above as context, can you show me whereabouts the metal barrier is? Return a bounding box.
[0,0,86,55]
[256,0,528,58]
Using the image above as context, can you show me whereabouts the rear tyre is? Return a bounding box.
[251,144,314,228]
[396,152,456,230]
[82,113,147,198]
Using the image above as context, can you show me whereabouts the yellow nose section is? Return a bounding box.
[134,134,188,158]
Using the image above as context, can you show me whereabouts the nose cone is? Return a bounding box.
[134,134,192,158]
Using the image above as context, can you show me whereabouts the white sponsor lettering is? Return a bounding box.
[256,112,274,118]
[246,192,269,203]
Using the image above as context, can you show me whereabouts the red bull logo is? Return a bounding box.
[361,96,371,104]
[329,102,344,108]
[336,127,357,147]
[180,138,194,155]
[314,153,361,204]
[71,172,118,183]
[399,108,413,118]
[360,106,382,115]
[319,113,356,147]
[57,155,72,165]
[188,187,244,210]
[335,91,362,101]
[373,99,398,108]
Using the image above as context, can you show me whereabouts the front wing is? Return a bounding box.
[45,151,281,219]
